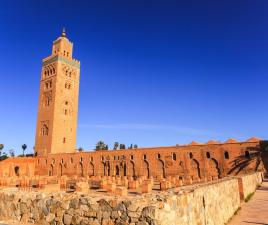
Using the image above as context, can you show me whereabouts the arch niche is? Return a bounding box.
[157,159,165,178]
[49,164,54,176]
[88,162,94,177]
[190,159,201,180]
[59,164,63,176]
[142,160,150,178]
[178,161,185,177]
[128,161,136,177]
[209,158,220,179]
[78,163,84,177]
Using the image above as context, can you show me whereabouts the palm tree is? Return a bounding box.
[0,144,4,156]
[228,140,268,175]
[78,147,84,152]
[22,144,27,156]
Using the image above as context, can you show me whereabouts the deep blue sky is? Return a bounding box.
[0,0,267,155]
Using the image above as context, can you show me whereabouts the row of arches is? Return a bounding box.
[47,157,221,179]
[62,66,76,79]
[43,65,56,78]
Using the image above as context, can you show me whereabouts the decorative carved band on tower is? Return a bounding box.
[34,30,80,156]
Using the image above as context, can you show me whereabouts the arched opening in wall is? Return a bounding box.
[157,159,165,178]
[123,163,127,176]
[206,152,211,158]
[116,165,120,176]
[88,162,94,177]
[129,161,136,177]
[142,160,150,178]
[49,165,54,176]
[59,164,63,176]
[245,151,250,159]
[209,158,221,179]
[224,151,229,159]
[79,163,84,177]
[190,159,201,180]
[104,162,110,176]
[14,166,20,176]
[178,161,185,177]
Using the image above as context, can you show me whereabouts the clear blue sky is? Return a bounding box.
[0,0,267,155]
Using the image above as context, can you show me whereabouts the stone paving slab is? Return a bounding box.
[229,179,268,225]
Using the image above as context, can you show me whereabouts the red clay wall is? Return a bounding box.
[0,139,263,181]
[34,140,263,180]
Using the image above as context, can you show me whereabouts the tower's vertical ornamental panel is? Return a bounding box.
[35,30,80,156]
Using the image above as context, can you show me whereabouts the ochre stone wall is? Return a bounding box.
[0,139,263,182]
[0,172,262,225]
[237,172,263,200]
[35,139,263,180]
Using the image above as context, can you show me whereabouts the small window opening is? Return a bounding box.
[206,152,211,158]
[172,153,176,161]
[224,151,229,159]
[189,152,193,159]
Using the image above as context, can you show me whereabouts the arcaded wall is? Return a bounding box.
[0,172,262,225]
[34,140,262,180]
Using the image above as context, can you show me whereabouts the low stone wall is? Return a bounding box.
[238,172,263,200]
[153,178,241,225]
[0,172,263,225]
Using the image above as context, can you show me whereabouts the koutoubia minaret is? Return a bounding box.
[35,29,80,156]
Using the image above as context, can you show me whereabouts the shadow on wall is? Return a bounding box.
[228,141,268,175]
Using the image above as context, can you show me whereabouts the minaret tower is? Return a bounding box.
[35,29,80,156]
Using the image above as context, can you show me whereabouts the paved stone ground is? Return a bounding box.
[229,179,268,225]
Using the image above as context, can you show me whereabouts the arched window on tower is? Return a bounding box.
[41,124,49,136]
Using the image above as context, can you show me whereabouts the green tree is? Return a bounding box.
[133,144,138,149]
[22,144,27,156]
[95,141,108,151]
[0,152,8,161]
[78,147,84,152]
[0,144,4,156]
[128,144,133,149]
[119,144,125,149]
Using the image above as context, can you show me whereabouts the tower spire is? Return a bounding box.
[61,27,66,37]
